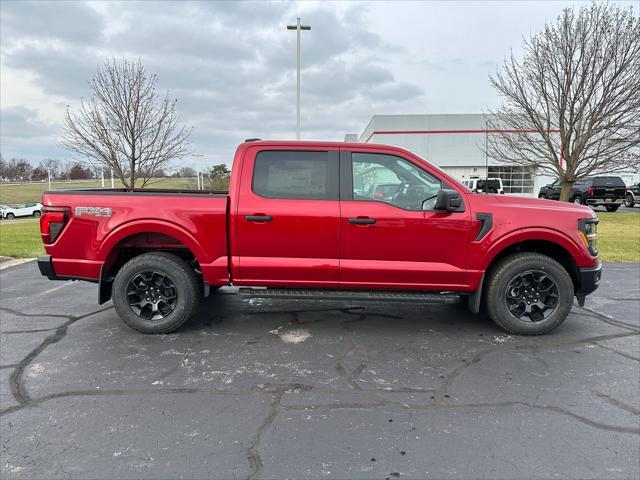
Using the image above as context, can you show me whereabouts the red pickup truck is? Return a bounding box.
[38,140,601,335]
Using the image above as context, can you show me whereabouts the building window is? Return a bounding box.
[488,166,535,194]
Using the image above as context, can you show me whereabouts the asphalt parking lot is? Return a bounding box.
[1,261,638,479]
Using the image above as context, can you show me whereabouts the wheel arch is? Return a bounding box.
[97,221,206,304]
[483,231,581,293]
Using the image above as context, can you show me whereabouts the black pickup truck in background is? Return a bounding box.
[538,176,627,211]
[624,182,640,208]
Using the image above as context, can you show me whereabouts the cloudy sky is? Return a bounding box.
[0,0,635,168]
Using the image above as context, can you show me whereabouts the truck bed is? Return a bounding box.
[41,189,230,286]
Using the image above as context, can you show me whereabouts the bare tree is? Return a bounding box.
[488,4,640,201]
[61,59,191,188]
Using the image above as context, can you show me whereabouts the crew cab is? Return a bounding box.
[38,141,601,335]
[539,177,626,211]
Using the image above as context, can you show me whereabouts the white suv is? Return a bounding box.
[462,178,505,194]
[0,202,43,219]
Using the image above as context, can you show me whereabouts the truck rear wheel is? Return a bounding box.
[112,252,201,334]
[624,194,634,208]
[485,253,573,335]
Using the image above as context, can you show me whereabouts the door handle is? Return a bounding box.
[348,217,376,225]
[245,215,272,222]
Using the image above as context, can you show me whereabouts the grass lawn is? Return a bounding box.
[0,177,198,204]
[0,219,43,258]
[594,211,640,262]
[1,210,638,262]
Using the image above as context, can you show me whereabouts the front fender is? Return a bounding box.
[477,227,588,270]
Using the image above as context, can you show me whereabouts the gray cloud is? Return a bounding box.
[0,1,426,165]
[0,107,57,139]
[0,0,104,46]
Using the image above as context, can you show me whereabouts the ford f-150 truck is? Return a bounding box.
[37,140,601,335]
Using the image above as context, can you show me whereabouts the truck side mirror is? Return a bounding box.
[434,189,463,212]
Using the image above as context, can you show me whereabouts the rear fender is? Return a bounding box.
[97,220,208,263]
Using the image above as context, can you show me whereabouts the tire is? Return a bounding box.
[624,194,635,208]
[5,213,14,219]
[33,210,41,218]
[605,205,619,212]
[538,194,546,199]
[571,195,583,205]
[485,252,573,335]
[112,252,201,334]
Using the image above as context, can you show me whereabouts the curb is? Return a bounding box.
[0,257,36,270]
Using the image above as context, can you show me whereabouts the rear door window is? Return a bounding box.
[592,177,625,187]
[252,150,338,200]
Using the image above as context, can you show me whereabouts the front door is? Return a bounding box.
[235,147,341,288]
[339,150,475,291]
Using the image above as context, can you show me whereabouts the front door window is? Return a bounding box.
[351,153,442,211]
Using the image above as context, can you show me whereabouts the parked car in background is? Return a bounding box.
[0,202,43,219]
[538,180,562,200]
[571,177,626,211]
[539,177,626,211]
[624,182,640,208]
[462,178,504,194]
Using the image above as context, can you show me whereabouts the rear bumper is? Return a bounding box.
[37,255,62,280]
[586,198,623,206]
[577,261,602,296]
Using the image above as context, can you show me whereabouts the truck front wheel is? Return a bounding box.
[112,252,201,334]
[485,253,573,335]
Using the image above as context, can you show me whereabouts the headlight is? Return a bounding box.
[578,218,598,256]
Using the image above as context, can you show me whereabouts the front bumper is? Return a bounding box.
[577,261,602,296]
[37,255,62,281]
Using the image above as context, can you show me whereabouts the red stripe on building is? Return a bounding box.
[364,129,561,144]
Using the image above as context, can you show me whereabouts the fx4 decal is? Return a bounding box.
[75,207,112,217]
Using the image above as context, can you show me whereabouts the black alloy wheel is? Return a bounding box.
[504,270,559,323]
[126,271,178,320]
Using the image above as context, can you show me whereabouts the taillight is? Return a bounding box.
[587,187,594,197]
[40,206,70,244]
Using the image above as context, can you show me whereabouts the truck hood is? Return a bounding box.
[468,193,595,216]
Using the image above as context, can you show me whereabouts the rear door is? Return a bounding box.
[234,146,341,287]
[339,149,475,290]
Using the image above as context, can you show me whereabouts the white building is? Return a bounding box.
[350,113,557,196]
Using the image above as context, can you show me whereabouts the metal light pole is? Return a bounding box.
[484,118,490,181]
[287,17,311,140]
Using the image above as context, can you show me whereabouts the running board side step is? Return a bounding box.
[238,288,460,304]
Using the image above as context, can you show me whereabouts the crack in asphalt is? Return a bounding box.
[576,306,640,331]
[595,391,640,416]
[279,400,640,435]
[4,306,113,408]
[592,341,640,362]
[246,390,284,480]
[1,295,639,479]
